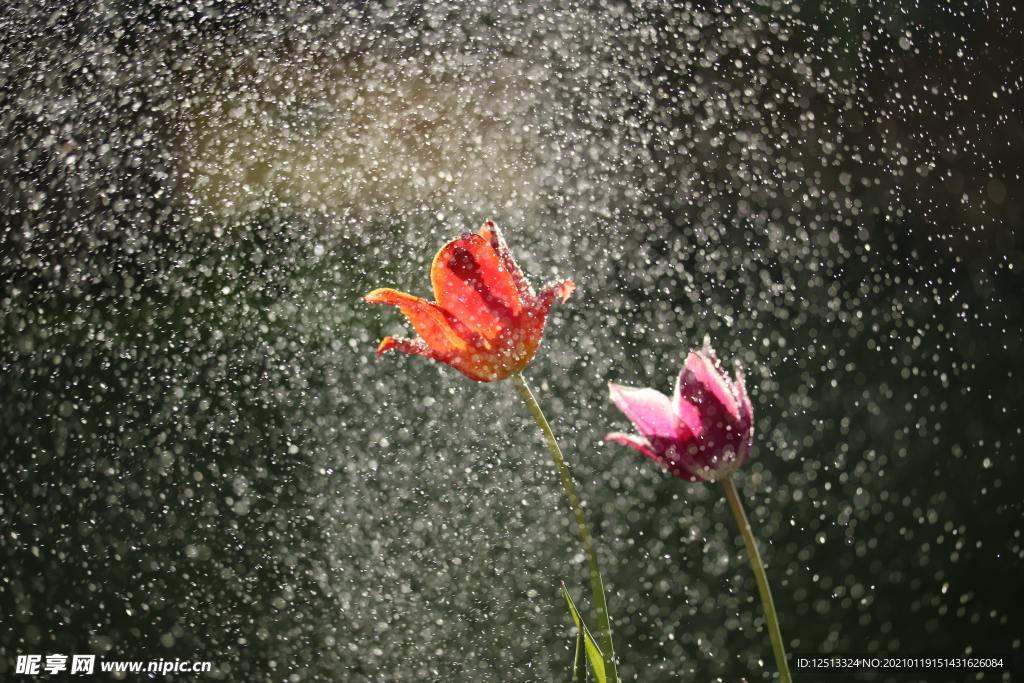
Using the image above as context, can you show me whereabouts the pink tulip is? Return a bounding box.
[606,343,753,482]
[607,342,792,681]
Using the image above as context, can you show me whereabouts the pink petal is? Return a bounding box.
[605,432,699,481]
[608,383,679,441]
[671,381,704,438]
[733,363,754,427]
[604,432,663,462]
[675,350,741,423]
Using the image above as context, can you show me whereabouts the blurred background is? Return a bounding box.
[1,1,1021,680]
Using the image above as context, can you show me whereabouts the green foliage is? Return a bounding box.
[561,583,605,683]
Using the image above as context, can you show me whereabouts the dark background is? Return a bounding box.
[2,1,1021,681]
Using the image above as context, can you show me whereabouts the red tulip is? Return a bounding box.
[364,221,575,382]
[606,343,753,482]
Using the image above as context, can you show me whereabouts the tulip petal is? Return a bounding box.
[608,383,678,441]
[539,279,576,306]
[604,431,660,460]
[733,364,754,426]
[675,350,741,423]
[364,288,473,355]
[605,432,699,482]
[479,220,534,300]
[376,336,496,382]
[375,336,429,357]
[671,379,704,438]
[431,233,524,340]
[525,278,575,329]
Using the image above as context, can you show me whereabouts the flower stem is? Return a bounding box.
[722,477,793,683]
[512,372,618,682]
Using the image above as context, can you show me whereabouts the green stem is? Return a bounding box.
[722,477,793,683]
[512,372,619,682]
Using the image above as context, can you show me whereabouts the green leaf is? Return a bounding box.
[571,630,586,682]
[561,582,606,683]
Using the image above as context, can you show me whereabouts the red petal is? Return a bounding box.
[527,278,575,325]
[544,279,576,305]
[430,233,524,340]
[376,335,496,382]
[377,336,436,358]
[479,220,534,300]
[364,288,473,355]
